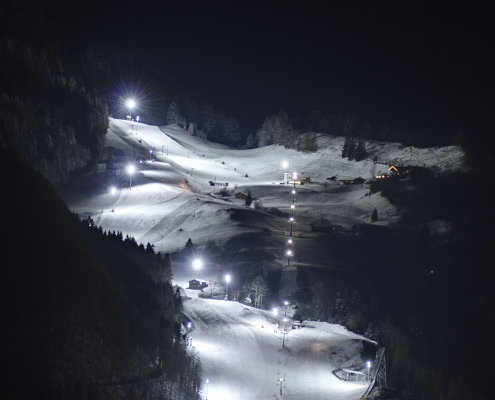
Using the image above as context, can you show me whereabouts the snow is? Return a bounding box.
[182,290,371,400]
[58,119,466,399]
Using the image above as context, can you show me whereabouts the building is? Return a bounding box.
[188,279,209,289]
[388,165,416,176]
[235,192,248,200]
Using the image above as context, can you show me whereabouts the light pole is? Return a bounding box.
[292,171,298,188]
[193,259,201,279]
[225,274,231,300]
[278,377,285,395]
[126,99,135,120]
[127,165,135,190]
[286,250,292,266]
[149,149,153,161]
[290,189,296,218]
[110,187,116,211]
[282,317,288,348]
[284,300,289,317]
[367,360,371,381]
[289,216,294,236]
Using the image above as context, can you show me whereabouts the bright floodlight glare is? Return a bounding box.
[193,259,202,270]
[291,189,296,195]
[284,301,288,306]
[287,239,293,244]
[111,187,116,195]
[292,172,298,179]
[289,217,294,222]
[286,250,292,256]
[367,361,371,368]
[273,307,278,315]
[127,99,135,108]
[225,274,231,283]
[282,161,288,169]
[136,116,140,122]
[290,204,295,209]
[127,165,135,174]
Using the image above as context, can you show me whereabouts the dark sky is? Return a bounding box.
[63,1,493,136]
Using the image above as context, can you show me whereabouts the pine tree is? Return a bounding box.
[146,242,154,254]
[167,100,179,125]
[200,105,216,137]
[371,208,378,222]
[245,191,252,207]
[342,135,351,158]
[164,253,173,281]
[246,133,256,148]
[347,137,356,160]
[226,117,241,145]
[187,121,195,136]
[185,238,194,251]
[354,138,367,161]
[106,149,115,173]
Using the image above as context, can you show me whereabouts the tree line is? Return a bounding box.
[2,148,201,399]
[0,0,109,188]
[166,98,241,146]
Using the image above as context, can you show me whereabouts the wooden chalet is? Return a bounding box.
[188,279,209,289]
[235,192,248,200]
[388,165,416,175]
[339,177,366,186]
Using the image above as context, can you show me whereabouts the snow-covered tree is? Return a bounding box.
[245,133,256,148]
[342,135,351,158]
[226,117,241,145]
[248,275,268,309]
[200,104,216,137]
[257,116,275,147]
[354,138,367,161]
[167,100,179,125]
[347,137,356,160]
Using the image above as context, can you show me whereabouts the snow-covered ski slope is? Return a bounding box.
[182,290,371,400]
[59,119,466,399]
[60,118,466,252]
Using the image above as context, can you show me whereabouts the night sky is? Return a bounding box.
[60,1,493,136]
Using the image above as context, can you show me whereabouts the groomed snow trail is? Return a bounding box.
[183,291,368,400]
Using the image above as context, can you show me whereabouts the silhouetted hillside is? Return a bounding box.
[1,149,200,399]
